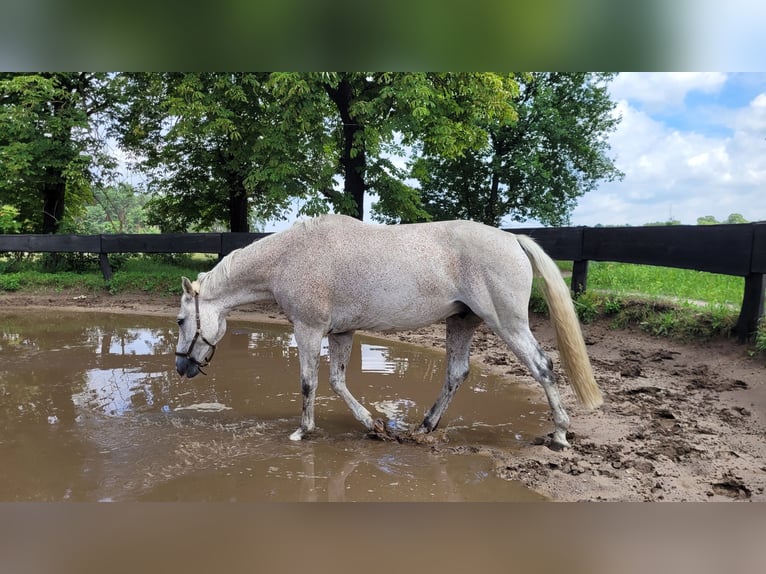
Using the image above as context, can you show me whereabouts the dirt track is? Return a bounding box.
[3,290,765,501]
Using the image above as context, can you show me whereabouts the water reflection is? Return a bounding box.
[0,310,548,501]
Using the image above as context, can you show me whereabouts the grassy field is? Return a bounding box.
[586,262,744,307]
[0,254,214,295]
[537,261,762,351]
[1,253,764,351]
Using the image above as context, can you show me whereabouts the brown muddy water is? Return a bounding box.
[0,311,549,501]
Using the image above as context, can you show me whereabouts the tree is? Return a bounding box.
[697,213,749,225]
[270,73,519,223]
[415,73,623,227]
[0,73,115,233]
[0,205,21,233]
[725,213,748,224]
[644,218,681,226]
[112,73,335,232]
[697,215,719,225]
[75,183,154,234]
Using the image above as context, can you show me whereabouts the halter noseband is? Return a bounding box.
[175,293,216,375]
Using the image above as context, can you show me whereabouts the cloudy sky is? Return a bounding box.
[566,72,766,227]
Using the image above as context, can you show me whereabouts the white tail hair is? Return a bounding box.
[516,235,603,409]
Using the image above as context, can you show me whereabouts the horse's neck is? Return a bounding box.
[203,240,277,311]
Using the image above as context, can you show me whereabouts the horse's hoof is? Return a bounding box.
[367,418,395,441]
[533,433,570,451]
[289,428,304,441]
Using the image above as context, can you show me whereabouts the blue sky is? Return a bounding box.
[566,72,766,227]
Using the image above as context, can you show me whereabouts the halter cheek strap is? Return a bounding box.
[175,294,217,374]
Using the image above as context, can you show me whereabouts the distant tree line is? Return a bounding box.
[1,72,622,234]
[640,213,749,227]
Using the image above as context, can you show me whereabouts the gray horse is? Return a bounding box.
[175,214,602,449]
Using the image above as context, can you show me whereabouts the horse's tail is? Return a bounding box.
[516,235,603,409]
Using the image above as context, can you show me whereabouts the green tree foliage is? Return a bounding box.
[725,213,748,224]
[0,204,21,233]
[0,73,116,233]
[697,213,749,225]
[270,72,519,223]
[112,73,332,232]
[644,219,682,226]
[696,215,718,225]
[74,183,154,234]
[414,73,622,226]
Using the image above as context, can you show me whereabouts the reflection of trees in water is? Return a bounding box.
[0,313,179,500]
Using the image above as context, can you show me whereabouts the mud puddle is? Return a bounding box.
[0,311,548,501]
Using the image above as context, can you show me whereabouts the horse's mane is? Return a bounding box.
[197,238,260,295]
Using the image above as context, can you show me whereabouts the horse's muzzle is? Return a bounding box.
[176,355,201,378]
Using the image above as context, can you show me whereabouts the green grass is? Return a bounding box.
[586,262,744,307]
[540,262,764,350]
[0,253,215,296]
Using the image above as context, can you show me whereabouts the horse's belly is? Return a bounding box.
[334,299,464,332]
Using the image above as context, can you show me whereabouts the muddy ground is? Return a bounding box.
[3,289,764,502]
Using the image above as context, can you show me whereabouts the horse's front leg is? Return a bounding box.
[289,324,324,441]
[328,331,375,432]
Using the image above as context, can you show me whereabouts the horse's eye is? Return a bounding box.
[177,318,185,326]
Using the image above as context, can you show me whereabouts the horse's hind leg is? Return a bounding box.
[489,321,571,449]
[289,324,324,441]
[328,331,375,432]
[417,312,482,433]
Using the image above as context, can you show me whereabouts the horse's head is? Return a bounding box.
[175,275,227,378]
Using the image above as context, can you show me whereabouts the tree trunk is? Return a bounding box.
[484,136,503,226]
[41,179,66,234]
[228,180,249,232]
[325,78,366,221]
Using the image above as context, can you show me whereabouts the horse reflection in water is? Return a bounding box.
[174,215,602,449]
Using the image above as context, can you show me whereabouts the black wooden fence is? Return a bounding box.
[1,223,764,338]
[512,223,765,339]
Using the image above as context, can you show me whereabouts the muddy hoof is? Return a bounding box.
[533,433,570,451]
[548,441,568,452]
[368,418,395,441]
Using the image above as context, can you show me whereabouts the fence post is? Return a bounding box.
[98,235,112,281]
[571,259,589,295]
[99,253,112,281]
[735,273,765,340]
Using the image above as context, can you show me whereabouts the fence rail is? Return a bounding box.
[1,223,764,339]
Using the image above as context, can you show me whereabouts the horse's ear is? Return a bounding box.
[181,276,194,295]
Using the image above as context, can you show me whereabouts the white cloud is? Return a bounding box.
[572,80,766,227]
[609,72,727,112]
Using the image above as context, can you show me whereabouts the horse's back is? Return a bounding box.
[271,216,532,331]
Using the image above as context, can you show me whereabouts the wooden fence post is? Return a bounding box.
[571,260,589,295]
[735,273,765,340]
[99,252,113,281]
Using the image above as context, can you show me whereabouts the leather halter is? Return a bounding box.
[175,293,216,374]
